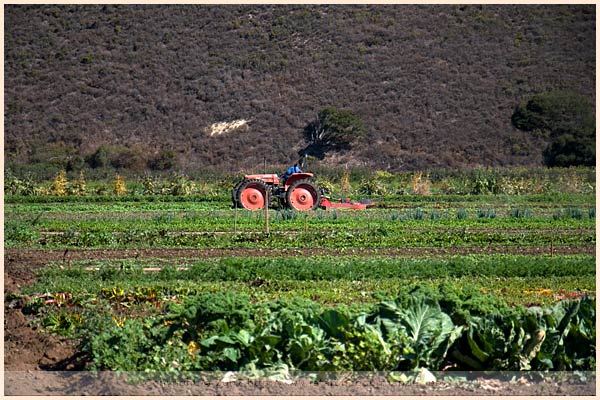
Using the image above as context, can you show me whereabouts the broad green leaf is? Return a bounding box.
[467,328,490,363]
[234,329,253,347]
[318,308,351,339]
[363,323,391,356]
[200,334,236,348]
[554,300,581,337]
[223,347,240,363]
[396,297,461,368]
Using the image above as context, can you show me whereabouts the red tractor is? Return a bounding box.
[232,172,373,211]
[232,172,322,211]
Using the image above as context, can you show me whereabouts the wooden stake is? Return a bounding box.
[234,204,238,234]
[265,190,269,234]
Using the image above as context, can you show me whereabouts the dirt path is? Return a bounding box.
[4,370,595,396]
[34,227,597,235]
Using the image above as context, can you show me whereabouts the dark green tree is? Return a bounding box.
[542,127,595,167]
[85,145,109,169]
[512,90,595,167]
[300,107,366,159]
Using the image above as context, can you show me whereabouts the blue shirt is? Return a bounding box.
[284,165,301,179]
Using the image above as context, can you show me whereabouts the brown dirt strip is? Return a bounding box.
[5,244,595,267]
[6,202,596,215]
[36,227,595,236]
[3,371,595,396]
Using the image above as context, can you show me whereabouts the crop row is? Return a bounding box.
[23,255,595,308]
[5,193,596,214]
[28,291,595,374]
[6,208,596,231]
[16,251,595,376]
[5,223,594,249]
[44,254,596,281]
[31,275,594,310]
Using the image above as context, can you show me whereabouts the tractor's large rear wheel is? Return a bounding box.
[286,180,321,211]
[231,179,245,209]
[236,179,269,210]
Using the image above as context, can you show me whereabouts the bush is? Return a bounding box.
[512,90,595,167]
[50,170,68,196]
[86,145,147,170]
[470,169,499,195]
[68,170,87,195]
[512,90,594,135]
[141,174,160,195]
[359,178,388,196]
[149,150,177,171]
[110,147,146,170]
[300,107,366,159]
[4,171,36,195]
[543,129,595,167]
[86,146,110,169]
[113,174,127,196]
[411,171,431,196]
[66,155,85,172]
[166,173,197,196]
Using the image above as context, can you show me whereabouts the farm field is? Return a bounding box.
[4,168,596,396]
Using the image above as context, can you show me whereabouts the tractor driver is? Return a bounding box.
[283,163,302,183]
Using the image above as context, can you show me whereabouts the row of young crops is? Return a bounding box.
[22,254,595,307]
[5,174,595,380]
[6,228,595,250]
[4,197,595,250]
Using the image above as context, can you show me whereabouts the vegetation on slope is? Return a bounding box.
[5,5,595,177]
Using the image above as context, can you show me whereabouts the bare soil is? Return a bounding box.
[4,246,596,396]
[5,244,595,269]
[4,370,595,396]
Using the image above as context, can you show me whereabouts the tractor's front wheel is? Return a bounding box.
[286,180,321,211]
[236,179,269,210]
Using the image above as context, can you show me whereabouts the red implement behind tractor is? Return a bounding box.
[232,172,373,211]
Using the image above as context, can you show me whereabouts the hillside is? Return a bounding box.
[4,4,595,175]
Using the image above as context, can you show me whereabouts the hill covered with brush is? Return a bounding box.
[4,4,595,176]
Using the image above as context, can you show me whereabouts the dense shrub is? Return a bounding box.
[300,107,366,160]
[512,90,594,136]
[86,145,147,170]
[4,170,38,195]
[148,150,177,171]
[543,128,595,167]
[512,90,595,167]
[86,146,110,169]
